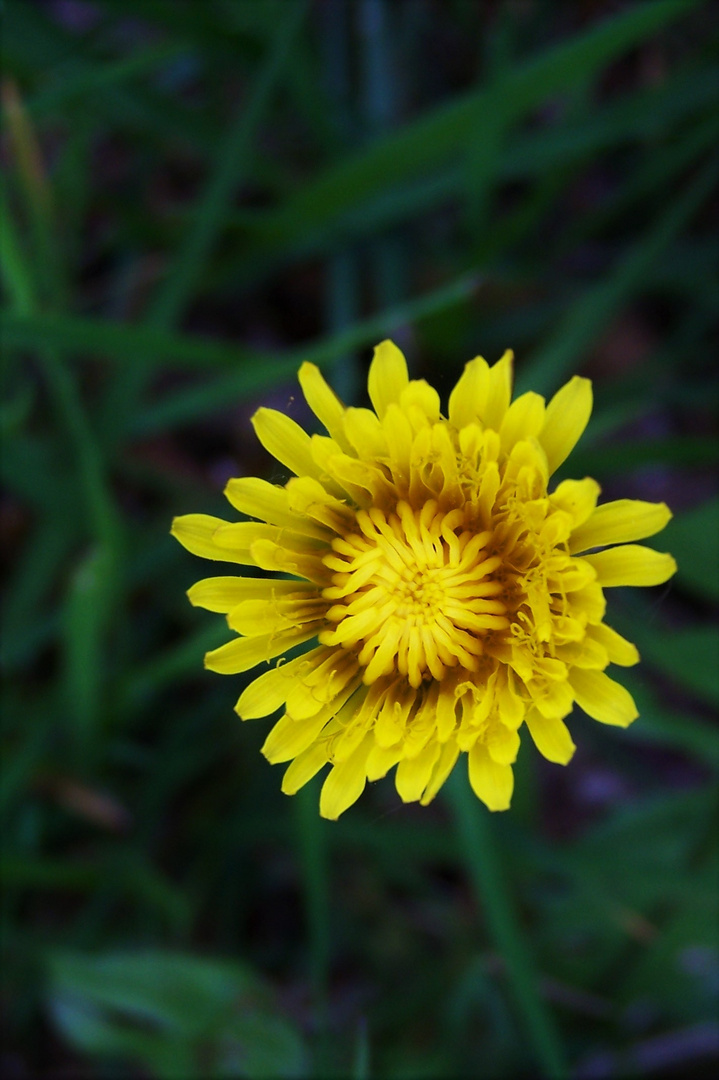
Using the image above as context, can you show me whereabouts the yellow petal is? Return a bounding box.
[383,402,414,483]
[286,663,361,722]
[550,478,601,528]
[171,514,255,564]
[495,670,526,730]
[486,723,520,765]
[374,684,414,747]
[568,581,606,624]
[549,554,596,592]
[530,678,574,718]
[319,450,388,507]
[525,709,576,764]
[307,435,358,501]
[586,623,639,667]
[251,407,322,479]
[583,545,677,587]
[569,668,638,727]
[331,715,374,764]
[224,475,287,519]
[297,362,349,448]
[224,476,329,538]
[212,521,310,553]
[285,475,354,533]
[448,356,490,430]
[419,741,460,805]
[250,538,328,584]
[204,625,318,674]
[395,741,441,803]
[235,649,325,719]
[281,741,329,795]
[499,390,545,453]
[343,407,388,458]
[319,735,373,819]
[399,380,441,426]
[468,744,514,811]
[188,576,304,613]
[367,340,409,419]
[569,499,672,553]
[366,742,403,781]
[540,376,593,475]
[226,596,325,635]
[482,349,514,431]
[261,711,329,764]
[435,684,458,742]
[554,636,608,669]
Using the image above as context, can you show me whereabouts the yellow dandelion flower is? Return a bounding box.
[172,342,676,820]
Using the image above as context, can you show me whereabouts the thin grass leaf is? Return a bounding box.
[0,181,34,314]
[620,672,719,770]
[2,857,190,928]
[556,111,719,253]
[121,622,227,713]
[519,157,719,394]
[661,498,719,603]
[567,436,718,479]
[446,772,569,1079]
[146,1,308,330]
[504,66,719,175]
[0,309,262,368]
[631,625,719,708]
[133,271,481,434]
[0,522,75,672]
[352,1017,371,1080]
[220,63,715,285]
[1,0,218,154]
[2,80,70,310]
[294,783,331,1073]
[62,547,116,763]
[0,272,479,426]
[27,44,186,118]
[225,0,701,276]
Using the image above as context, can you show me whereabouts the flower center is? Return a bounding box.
[319,499,510,688]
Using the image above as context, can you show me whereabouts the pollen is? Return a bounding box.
[171,341,677,820]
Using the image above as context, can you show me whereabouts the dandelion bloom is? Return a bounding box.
[172,342,676,819]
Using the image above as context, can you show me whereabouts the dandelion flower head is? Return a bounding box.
[172,342,676,819]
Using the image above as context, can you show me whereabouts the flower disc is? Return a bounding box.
[172,341,676,818]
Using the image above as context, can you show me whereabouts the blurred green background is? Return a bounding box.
[1,0,718,1077]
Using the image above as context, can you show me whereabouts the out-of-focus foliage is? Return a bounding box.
[48,951,308,1078]
[1,1,717,1077]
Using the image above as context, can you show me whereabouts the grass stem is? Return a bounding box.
[446,771,569,1079]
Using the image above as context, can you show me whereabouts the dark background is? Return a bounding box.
[1,1,718,1077]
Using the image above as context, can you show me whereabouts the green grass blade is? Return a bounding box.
[446,771,569,1078]
[0,271,479,429]
[0,182,34,314]
[222,63,715,283]
[145,1,307,330]
[294,784,331,1074]
[352,1017,371,1080]
[661,497,719,602]
[519,156,719,394]
[619,672,719,770]
[132,271,480,434]
[0,309,262,368]
[62,547,117,763]
[121,622,227,714]
[230,0,700,268]
[2,0,218,154]
[27,44,185,118]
